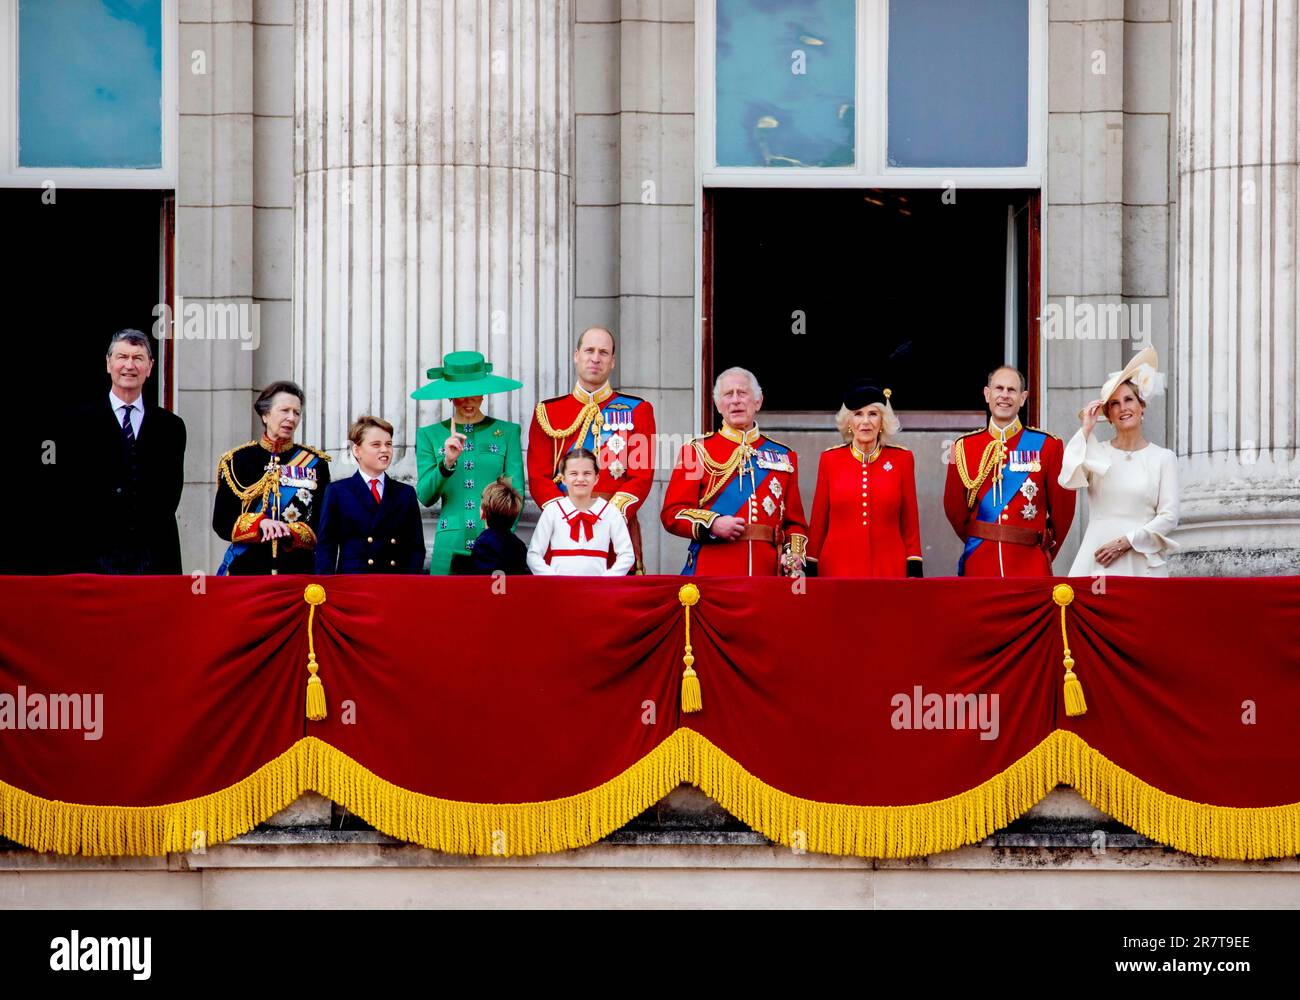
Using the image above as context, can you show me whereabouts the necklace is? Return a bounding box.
[1113,439,1145,461]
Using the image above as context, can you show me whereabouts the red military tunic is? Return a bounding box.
[527,383,656,566]
[660,424,808,577]
[807,442,922,578]
[943,418,1076,577]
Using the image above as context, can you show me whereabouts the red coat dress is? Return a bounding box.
[808,443,922,578]
[942,418,1076,577]
[660,425,808,577]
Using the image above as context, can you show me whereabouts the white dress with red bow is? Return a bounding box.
[526,497,635,576]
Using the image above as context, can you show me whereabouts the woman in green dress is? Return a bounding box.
[413,351,525,575]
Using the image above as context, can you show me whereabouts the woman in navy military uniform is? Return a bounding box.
[213,380,331,576]
[314,415,426,574]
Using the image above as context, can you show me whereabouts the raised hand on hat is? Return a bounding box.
[1081,399,1104,438]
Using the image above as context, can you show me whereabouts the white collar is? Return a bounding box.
[559,496,605,518]
[109,390,142,413]
[359,470,387,486]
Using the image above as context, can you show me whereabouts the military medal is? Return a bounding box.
[1020,479,1039,501]
[609,460,626,479]
[762,495,776,516]
[769,479,782,499]
[607,434,625,455]
[1021,502,1038,520]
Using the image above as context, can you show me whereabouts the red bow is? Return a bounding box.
[568,510,599,542]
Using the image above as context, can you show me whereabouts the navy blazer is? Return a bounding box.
[315,472,426,574]
[451,525,530,576]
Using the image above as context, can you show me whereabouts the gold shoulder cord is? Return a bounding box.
[536,400,603,482]
[695,440,751,508]
[953,436,1006,509]
[217,443,273,514]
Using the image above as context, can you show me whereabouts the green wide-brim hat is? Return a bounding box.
[410,350,524,400]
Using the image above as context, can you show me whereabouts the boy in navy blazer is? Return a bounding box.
[315,416,427,574]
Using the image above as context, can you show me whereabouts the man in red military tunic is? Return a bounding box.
[661,367,808,577]
[943,366,1075,576]
[527,327,656,572]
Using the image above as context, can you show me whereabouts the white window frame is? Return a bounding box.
[698,0,1047,189]
[0,0,178,189]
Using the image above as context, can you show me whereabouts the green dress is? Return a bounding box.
[415,415,525,575]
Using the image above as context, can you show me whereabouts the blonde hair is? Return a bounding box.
[480,476,523,529]
[348,414,394,445]
[835,402,900,443]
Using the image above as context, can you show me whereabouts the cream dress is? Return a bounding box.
[1058,428,1180,577]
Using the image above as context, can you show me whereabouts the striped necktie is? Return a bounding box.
[120,404,136,444]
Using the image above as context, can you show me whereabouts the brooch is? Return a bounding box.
[1020,502,1038,520]
[762,496,776,516]
[883,460,893,472]
[769,480,783,499]
[1020,479,1039,501]
[609,460,626,479]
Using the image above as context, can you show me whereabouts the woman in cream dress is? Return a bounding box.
[1059,347,1179,577]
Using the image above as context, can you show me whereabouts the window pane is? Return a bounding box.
[888,0,1028,168]
[18,0,164,169]
[715,0,855,168]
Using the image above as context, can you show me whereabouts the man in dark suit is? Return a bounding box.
[60,330,187,574]
[314,416,426,574]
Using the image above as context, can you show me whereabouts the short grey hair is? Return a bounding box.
[106,329,153,361]
[835,402,901,443]
[712,367,763,408]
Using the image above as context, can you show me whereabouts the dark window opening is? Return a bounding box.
[708,188,1035,419]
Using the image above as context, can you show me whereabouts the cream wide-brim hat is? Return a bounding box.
[1079,346,1163,422]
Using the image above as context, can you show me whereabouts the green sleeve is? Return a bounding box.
[415,424,453,508]
[504,422,525,529]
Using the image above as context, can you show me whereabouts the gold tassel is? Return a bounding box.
[678,583,702,714]
[304,583,328,721]
[1052,583,1087,717]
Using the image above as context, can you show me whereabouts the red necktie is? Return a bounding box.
[369,478,382,504]
[568,510,599,542]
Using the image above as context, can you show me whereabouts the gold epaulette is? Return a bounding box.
[294,443,333,461]
[216,440,258,471]
[822,442,850,453]
[883,443,911,452]
[1023,426,1060,441]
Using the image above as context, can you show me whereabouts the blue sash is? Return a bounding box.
[957,430,1045,576]
[581,393,643,453]
[217,450,322,575]
[682,440,789,575]
[553,394,643,497]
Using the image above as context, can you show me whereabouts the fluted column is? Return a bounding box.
[1174,0,1300,573]
[294,0,572,476]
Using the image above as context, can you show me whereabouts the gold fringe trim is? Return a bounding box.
[2,731,1298,860]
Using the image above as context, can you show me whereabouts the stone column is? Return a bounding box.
[294,0,573,478]
[1173,0,1300,573]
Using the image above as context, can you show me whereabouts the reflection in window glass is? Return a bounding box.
[888,0,1028,168]
[716,0,855,168]
[18,0,164,169]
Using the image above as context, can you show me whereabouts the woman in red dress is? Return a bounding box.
[808,380,923,578]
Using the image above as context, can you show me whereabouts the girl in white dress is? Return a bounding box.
[1059,347,1180,577]
[528,448,634,576]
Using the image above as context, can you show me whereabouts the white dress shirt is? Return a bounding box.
[109,391,144,438]
[363,470,387,500]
